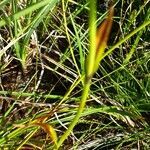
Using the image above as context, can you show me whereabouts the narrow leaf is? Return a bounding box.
[32,122,58,146]
[96,7,114,52]
[31,115,49,124]
[94,7,114,73]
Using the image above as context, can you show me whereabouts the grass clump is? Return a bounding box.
[0,0,150,149]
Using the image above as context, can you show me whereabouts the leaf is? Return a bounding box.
[29,114,58,145]
[93,6,114,73]
[32,122,58,146]
[31,115,49,124]
[96,7,114,51]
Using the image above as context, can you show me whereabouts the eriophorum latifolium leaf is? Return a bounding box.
[86,6,114,81]
[56,3,114,150]
[30,118,58,146]
[93,6,114,73]
[32,122,58,146]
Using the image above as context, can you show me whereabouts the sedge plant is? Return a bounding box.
[17,1,114,149]
[0,0,59,69]
[1,0,150,149]
[55,1,114,149]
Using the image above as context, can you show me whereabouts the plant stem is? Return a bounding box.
[56,0,96,148]
[86,0,97,77]
[56,78,91,149]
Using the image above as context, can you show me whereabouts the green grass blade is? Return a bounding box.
[102,20,150,59]
[0,0,59,27]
